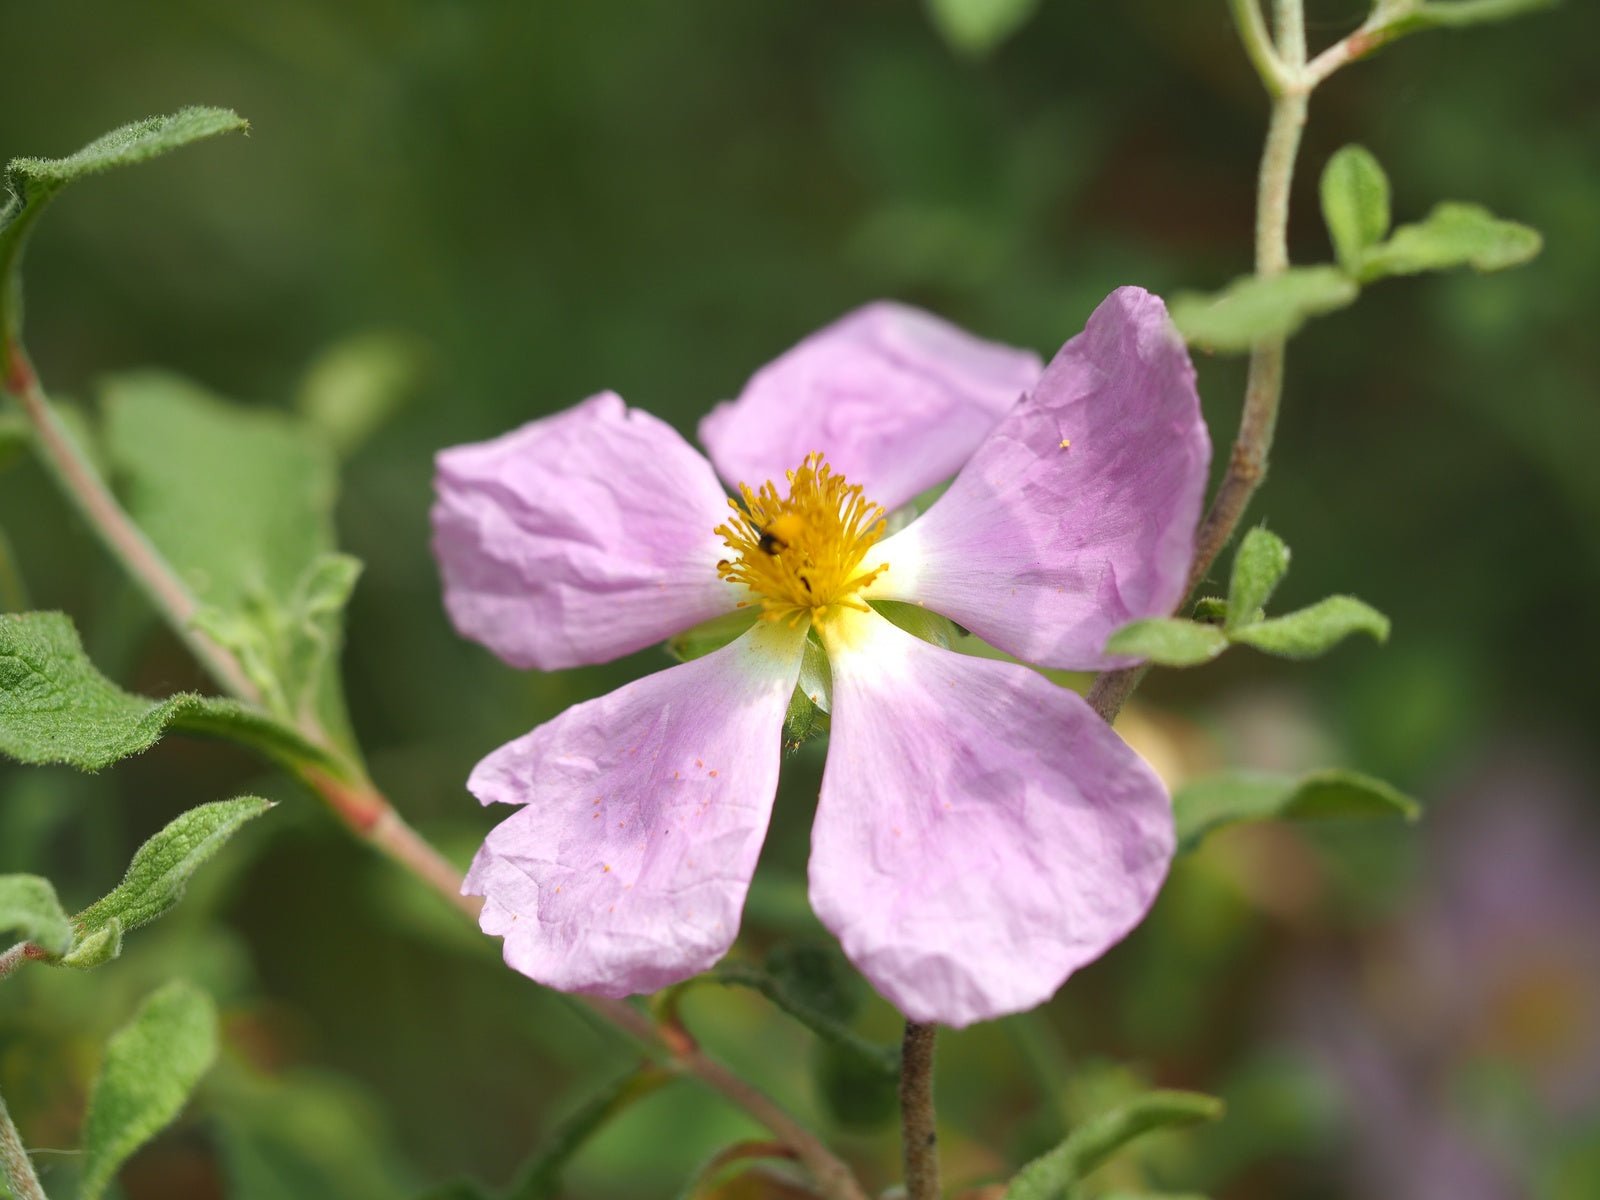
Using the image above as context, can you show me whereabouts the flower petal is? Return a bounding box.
[863,287,1210,670]
[810,608,1173,1027]
[699,303,1042,512]
[463,619,807,997]
[433,392,740,671]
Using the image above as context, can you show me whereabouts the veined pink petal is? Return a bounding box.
[699,303,1042,512]
[810,608,1173,1027]
[862,287,1209,670]
[463,620,807,997]
[433,392,740,671]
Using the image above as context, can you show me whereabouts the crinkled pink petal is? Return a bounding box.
[864,287,1209,670]
[463,621,806,997]
[699,303,1042,512]
[809,609,1174,1027]
[433,392,740,671]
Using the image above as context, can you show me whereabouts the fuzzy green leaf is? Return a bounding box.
[60,918,123,970]
[664,610,758,664]
[79,981,220,1200]
[1226,528,1291,632]
[74,797,273,945]
[0,874,72,956]
[1175,768,1421,852]
[1359,202,1541,282]
[1321,146,1391,275]
[1229,595,1390,659]
[1105,618,1229,667]
[2,108,248,338]
[102,372,358,736]
[5,108,247,200]
[925,0,1042,55]
[1007,1090,1225,1200]
[0,610,336,771]
[1169,267,1359,352]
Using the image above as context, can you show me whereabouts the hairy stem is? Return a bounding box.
[899,1021,941,1200]
[1,340,262,704]
[1,335,867,1200]
[1087,0,1310,723]
[0,1086,48,1200]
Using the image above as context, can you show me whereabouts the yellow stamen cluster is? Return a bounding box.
[716,453,887,623]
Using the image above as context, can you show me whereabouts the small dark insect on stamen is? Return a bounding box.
[758,529,787,555]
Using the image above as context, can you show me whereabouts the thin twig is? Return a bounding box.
[1087,1,1311,724]
[0,1086,48,1200]
[900,1021,941,1200]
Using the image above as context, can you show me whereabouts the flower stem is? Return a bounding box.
[899,1021,941,1200]
[0,1085,48,1200]
[1087,0,1310,724]
[1,334,868,1200]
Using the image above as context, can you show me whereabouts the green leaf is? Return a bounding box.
[1174,768,1421,853]
[503,1067,670,1200]
[0,874,72,956]
[1225,528,1291,632]
[101,371,357,735]
[714,946,898,1077]
[1105,618,1229,667]
[2,108,248,337]
[295,331,427,458]
[60,918,123,970]
[74,797,273,947]
[1359,202,1541,282]
[1229,595,1390,659]
[1403,0,1559,32]
[79,980,221,1200]
[1191,597,1229,623]
[1169,267,1358,352]
[0,610,337,772]
[1321,146,1391,276]
[814,1039,900,1131]
[924,0,1042,55]
[1006,1090,1225,1200]
[6,108,247,200]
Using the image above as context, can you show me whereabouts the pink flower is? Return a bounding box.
[433,288,1210,1027]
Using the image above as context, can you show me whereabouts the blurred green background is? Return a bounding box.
[2,1,1597,1197]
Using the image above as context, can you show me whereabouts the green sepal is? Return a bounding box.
[1226,528,1291,632]
[663,609,757,663]
[1229,595,1390,659]
[1105,618,1229,667]
[72,796,273,951]
[1169,267,1358,352]
[1191,597,1229,624]
[1358,202,1541,282]
[1005,1090,1225,1200]
[0,873,72,956]
[0,610,338,773]
[924,0,1042,56]
[1175,768,1420,853]
[78,980,221,1200]
[871,599,961,650]
[1320,146,1391,276]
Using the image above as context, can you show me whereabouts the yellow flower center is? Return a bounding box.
[716,453,888,623]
